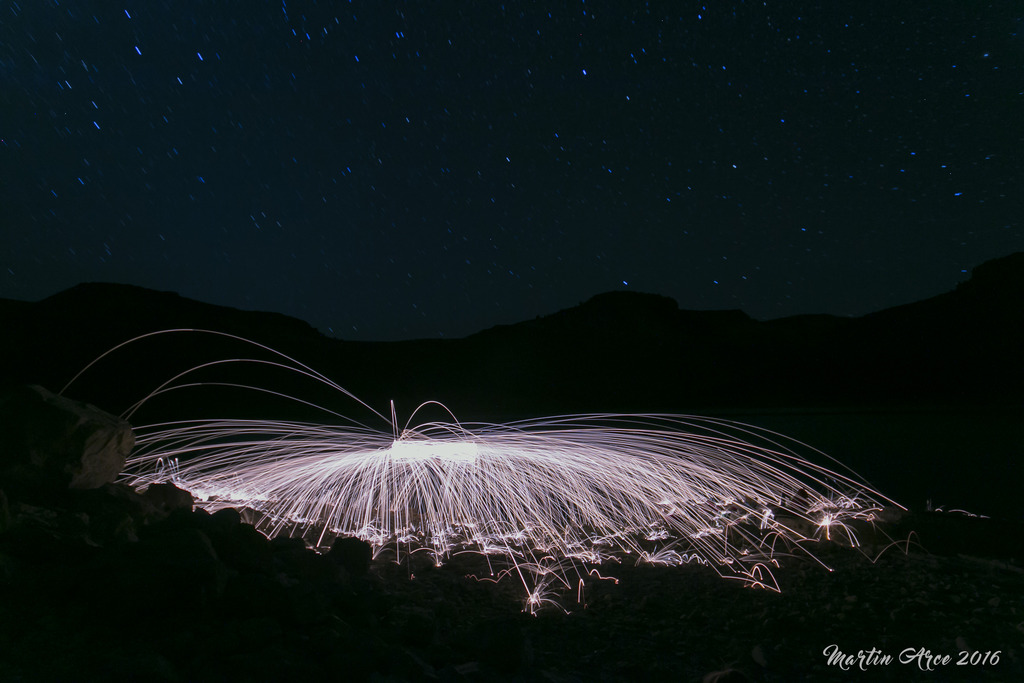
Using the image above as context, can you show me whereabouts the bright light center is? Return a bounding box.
[387,439,479,463]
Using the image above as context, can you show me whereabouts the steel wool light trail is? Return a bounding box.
[70,330,902,611]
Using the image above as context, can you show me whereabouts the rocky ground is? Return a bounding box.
[2,478,1022,683]
[0,386,1021,682]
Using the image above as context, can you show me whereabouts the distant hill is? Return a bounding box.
[2,255,1021,518]
[1,253,1021,420]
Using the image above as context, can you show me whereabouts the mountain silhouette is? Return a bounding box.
[1,253,1021,420]
[1,254,1021,517]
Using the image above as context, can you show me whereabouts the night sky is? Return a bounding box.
[2,1,1021,340]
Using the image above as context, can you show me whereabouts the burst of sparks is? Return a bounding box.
[70,330,902,612]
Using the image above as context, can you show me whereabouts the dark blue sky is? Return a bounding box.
[2,1,1021,340]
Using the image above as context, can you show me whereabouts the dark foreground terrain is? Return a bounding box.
[1,468,1021,683]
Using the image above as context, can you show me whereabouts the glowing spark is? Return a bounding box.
[68,330,902,612]
[387,439,479,463]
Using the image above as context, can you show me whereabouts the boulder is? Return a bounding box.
[207,506,242,534]
[0,385,134,492]
[214,519,274,573]
[131,525,230,605]
[142,482,193,513]
[327,536,373,577]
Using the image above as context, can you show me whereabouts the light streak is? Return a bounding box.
[69,330,902,613]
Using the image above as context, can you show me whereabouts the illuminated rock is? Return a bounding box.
[0,384,134,491]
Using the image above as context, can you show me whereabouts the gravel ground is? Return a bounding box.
[1,492,1020,683]
[371,526,1024,682]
